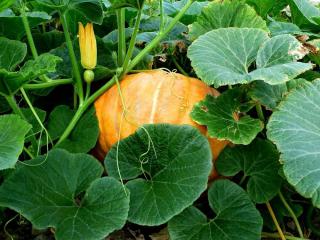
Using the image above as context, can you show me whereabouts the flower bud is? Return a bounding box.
[84,69,95,83]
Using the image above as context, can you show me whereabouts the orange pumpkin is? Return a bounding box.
[94,70,228,179]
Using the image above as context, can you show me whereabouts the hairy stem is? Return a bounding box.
[60,12,84,105]
[23,78,73,89]
[21,8,51,82]
[256,103,265,122]
[172,56,189,76]
[262,232,309,240]
[126,0,195,74]
[21,11,38,59]
[279,191,304,238]
[117,8,126,66]
[306,206,320,237]
[23,146,35,159]
[159,0,165,32]
[122,7,143,72]
[266,202,287,240]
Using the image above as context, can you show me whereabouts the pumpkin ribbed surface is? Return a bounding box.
[94,70,228,178]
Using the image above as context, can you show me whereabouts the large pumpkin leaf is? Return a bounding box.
[289,0,320,30]
[246,0,288,17]
[0,114,31,170]
[188,28,313,87]
[0,10,51,40]
[216,139,282,203]
[105,124,212,226]
[191,88,264,145]
[0,37,27,71]
[0,0,16,12]
[268,21,320,37]
[168,179,263,240]
[0,53,61,96]
[249,79,308,110]
[249,81,287,110]
[267,80,320,208]
[109,0,145,9]
[47,106,99,153]
[189,0,268,40]
[0,95,10,113]
[0,149,130,240]
[35,0,103,24]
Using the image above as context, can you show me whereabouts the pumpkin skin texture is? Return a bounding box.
[94,70,228,179]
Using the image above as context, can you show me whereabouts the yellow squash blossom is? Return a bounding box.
[78,22,97,70]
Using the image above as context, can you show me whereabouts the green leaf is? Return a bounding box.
[189,0,268,40]
[48,106,99,153]
[171,0,208,25]
[216,139,282,203]
[0,95,10,113]
[139,16,187,41]
[0,53,61,96]
[0,10,51,40]
[0,114,31,170]
[0,149,130,240]
[105,124,212,226]
[249,79,308,110]
[109,0,145,9]
[36,0,103,24]
[246,0,288,17]
[33,30,65,54]
[267,80,320,208]
[249,81,287,110]
[289,0,320,30]
[191,89,264,145]
[188,28,313,87]
[168,179,263,240]
[0,37,27,71]
[268,21,320,37]
[257,34,306,67]
[0,0,16,12]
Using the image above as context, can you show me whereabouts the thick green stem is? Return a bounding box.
[266,202,287,240]
[24,78,73,89]
[126,0,194,74]
[172,56,189,76]
[60,12,84,106]
[21,11,38,59]
[256,103,265,122]
[117,8,126,66]
[159,0,165,32]
[262,232,309,240]
[279,191,304,239]
[56,76,117,145]
[23,146,35,159]
[122,8,143,71]
[306,206,320,237]
[239,174,247,185]
[85,82,91,100]
[21,8,51,82]
[5,95,25,117]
